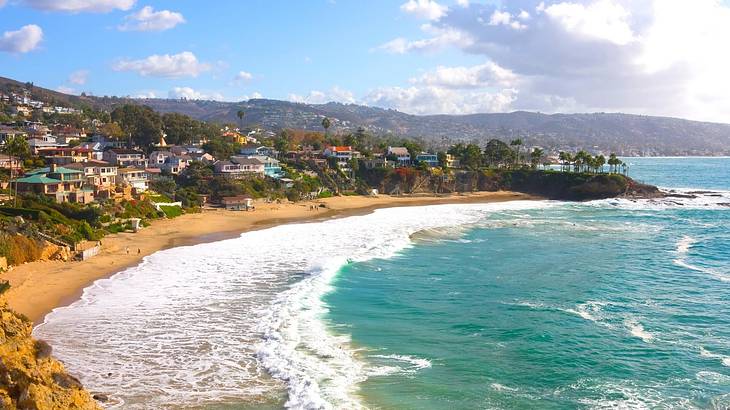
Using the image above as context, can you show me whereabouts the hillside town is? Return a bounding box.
[0,84,630,273]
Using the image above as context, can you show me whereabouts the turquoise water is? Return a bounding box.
[325,158,730,409]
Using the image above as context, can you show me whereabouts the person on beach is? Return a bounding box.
[125,246,129,255]
[137,248,141,254]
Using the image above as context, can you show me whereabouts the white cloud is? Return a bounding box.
[376,26,472,54]
[544,0,634,45]
[0,24,43,53]
[400,0,447,20]
[234,70,253,81]
[377,0,730,122]
[365,85,517,115]
[488,10,527,30]
[288,87,356,105]
[456,0,469,7]
[168,87,224,101]
[23,0,135,13]
[68,69,89,85]
[113,51,211,78]
[118,6,185,32]
[410,61,518,88]
[134,91,157,98]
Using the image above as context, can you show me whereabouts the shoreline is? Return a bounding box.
[0,191,535,325]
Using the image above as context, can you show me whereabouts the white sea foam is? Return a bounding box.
[34,200,551,409]
[672,236,730,283]
[624,317,654,343]
[490,383,519,392]
[700,347,730,367]
[590,188,730,211]
[564,301,608,322]
[366,354,432,376]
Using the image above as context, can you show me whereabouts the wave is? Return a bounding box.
[624,317,654,343]
[590,188,730,210]
[672,236,730,283]
[700,347,730,368]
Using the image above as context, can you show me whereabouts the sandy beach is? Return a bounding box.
[0,191,532,324]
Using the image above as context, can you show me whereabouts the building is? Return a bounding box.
[28,136,65,153]
[244,155,283,178]
[14,164,94,203]
[103,149,148,168]
[387,147,411,166]
[214,157,265,178]
[64,160,118,193]
[37,147,95,165]
[117,168,150,192]
[54,126,86,145]
[446,154,461,169]
[221,195,254,211]
[240,143,276,157]
[415,153,439,167]
[0,154,21,171]
[0,126,28,145]
[324,146,353,170]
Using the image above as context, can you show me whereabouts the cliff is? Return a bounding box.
[0,305,100,410]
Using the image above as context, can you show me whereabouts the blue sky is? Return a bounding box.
[2,0,730,122]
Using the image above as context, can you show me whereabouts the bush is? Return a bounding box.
[0,235,44,265]
[0,280,9,295]
[159,205,183,218]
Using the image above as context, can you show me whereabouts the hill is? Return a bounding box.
[3,76,730,155]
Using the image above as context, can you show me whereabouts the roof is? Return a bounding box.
[230,157,264,165]
[118,168,147,174]
[64,160,113,170]
[108,149,144,155]
[26,166,83,175]
[388,147,410,156]
[328,146,352,152]
[222,195,253,202]
[15,175,61,184]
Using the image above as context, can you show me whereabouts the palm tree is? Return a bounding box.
[510,139,523,167]
[3,135,30,207]
[608,153,619,174]
[530,148,544,169]
[596,155,606,173]
[321,117,331,137]
[236,109,245,131]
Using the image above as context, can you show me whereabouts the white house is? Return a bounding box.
[387,146,411,166]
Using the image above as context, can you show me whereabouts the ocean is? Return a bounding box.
[34,157,730,409]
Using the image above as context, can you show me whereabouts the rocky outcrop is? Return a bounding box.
[0,304,100,409]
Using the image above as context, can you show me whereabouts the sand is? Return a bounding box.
[0,191,534,324]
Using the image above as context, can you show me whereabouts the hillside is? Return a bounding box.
[3,76,730,156]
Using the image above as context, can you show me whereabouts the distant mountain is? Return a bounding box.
[3,76,730,155]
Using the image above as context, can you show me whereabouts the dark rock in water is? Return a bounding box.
[92,394,109,402]
[665,193,697,199]
[718,203,730,207]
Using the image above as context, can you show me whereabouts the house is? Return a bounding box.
[240,143,276,157]
[323,146,353,170]
[54,126,86,144]
[117,168,149,192]
[214,157,265,178]
[10,106,32,117]
[0,154,21,171]
[362,157,394,169]
[415,153,439,167]
[188,152,215,163]
[221,195,254,211]
[170,145,204,156]
[0,126,27,145]
[103,148,148,168]
[387,147,411,166]
[244,155,283,178]
[446,154,461,168]
[28,136,65,153]
[64,160,118,193]
[149,151,172,166]
[37,147,95,164]
[14,164,94,204]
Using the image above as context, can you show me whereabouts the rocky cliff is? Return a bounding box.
[0,305,100,409]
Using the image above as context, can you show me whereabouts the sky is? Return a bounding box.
[2,0,730,123]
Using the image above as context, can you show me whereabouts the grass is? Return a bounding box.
[159,205,183,218]
[147,192,173,203]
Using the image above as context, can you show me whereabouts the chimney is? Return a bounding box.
[50,163,57,172]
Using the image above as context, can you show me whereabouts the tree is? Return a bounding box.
[462,143,484,170]
[100,122,125,140]
[530,148,544,169]
[237,109,245,130]
[2,135,30,206]
[510,138,523,167]
[437,151,448,168]
[274,130,292,153]
[110,104,162,150]
[483,139,514,168]
[595,154,606,173]
[321,117,331,136]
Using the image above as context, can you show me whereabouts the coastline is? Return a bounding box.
[0,191,534,325]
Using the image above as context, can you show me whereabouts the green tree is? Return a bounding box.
[530,148,544,169]
[483,139,514,168]
[321,117,331,136]
[462,143,484,170]
[509,139,523,167]
[110,104,163,150]
[237,109,245,130]
[3,135,30,206]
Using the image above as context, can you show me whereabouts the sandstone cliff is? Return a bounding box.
[0,305,100,410]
